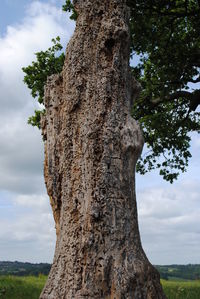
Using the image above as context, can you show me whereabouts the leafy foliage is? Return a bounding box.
[62,0,78,20]
[22,37,65,128]
[23,1,200,182]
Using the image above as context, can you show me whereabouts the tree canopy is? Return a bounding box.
[22,0,200,182]
[129,0,200,182]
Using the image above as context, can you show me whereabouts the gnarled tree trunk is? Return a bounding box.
[40,1,166,298]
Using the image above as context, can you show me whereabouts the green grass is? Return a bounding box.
[0,276,200,299]
[162,279,200,299]
[0,275,46,299]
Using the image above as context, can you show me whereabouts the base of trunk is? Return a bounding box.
[40,254,165,298]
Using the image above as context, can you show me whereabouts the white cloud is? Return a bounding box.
[15,193,49,209]
[192,133,200,149]
[0,117,44,194]
[0,1,74,114]
[137,180,200,264]
[0,193,55,262]
[0,1,75,194]
[0,0,75,262]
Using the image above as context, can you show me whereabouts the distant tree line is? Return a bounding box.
[156,264,200,280]
[0,261,51,277]
[1,262,200,280]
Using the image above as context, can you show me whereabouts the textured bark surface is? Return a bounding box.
[40,1,166,298]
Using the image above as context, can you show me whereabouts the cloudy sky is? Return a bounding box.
[0,0,199,265]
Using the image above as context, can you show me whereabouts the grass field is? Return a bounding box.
[0,276,200,298]
[162,279,200,299]
[0,275,46,299]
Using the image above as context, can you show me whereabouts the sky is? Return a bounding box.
[0,0,199,265]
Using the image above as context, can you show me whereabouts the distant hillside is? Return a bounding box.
[0,261,51,276]
[155,264,200,281]
[1,262,200,280]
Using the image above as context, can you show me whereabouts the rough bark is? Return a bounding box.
[40,1,166,298]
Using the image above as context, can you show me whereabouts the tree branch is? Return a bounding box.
[159,10,199,17]
[143,5,200,18]
[169,91,192,100]
[151,90,200,111]
[151,91,192,105]
[189,77,200,83]
[189,90,200,111]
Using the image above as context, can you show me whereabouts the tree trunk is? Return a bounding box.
[40,1,166,298]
